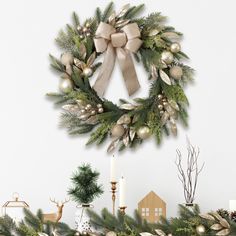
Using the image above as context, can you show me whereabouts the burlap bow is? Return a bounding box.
[93,22,143,97]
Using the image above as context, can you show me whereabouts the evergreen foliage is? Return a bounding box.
[68,164,104,204]
[0,209,75,236]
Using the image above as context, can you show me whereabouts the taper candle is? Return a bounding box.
[119,176,126,207]
[110,155,116,182]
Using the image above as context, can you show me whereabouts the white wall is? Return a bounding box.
[0,0,236,227]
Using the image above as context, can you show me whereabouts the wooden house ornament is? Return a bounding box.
[138,191,166,223]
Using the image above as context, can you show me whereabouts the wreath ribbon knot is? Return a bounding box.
[93,22,143,97]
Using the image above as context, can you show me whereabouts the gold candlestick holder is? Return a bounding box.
[119,206,127,215]
[110,181,117,215]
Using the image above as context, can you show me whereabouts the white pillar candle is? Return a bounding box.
[119,176,126,207]
[110,155,116,182]
[229,200,236,212]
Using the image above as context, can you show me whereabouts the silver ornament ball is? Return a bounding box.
[81,109,86,114]
[158,104,164,110]
[161,51,174,64]
[83,67,93,77]
[97,104,102,108]
[157,94,163,100]
[111,124,125,138]
[61,52,74,65]
[170,42,181,53]
[137,126,152,139]
[169,66,183,80]
[196,225,206,235]
[59,78,73,94]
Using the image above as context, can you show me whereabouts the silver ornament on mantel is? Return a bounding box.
[170,42,181,53]
[59,78,73,94]
[111,124,125,138]
[169,66,183,80]
[137,126,152,139]
[161,51,174,64]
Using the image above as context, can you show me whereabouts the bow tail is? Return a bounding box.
[93,43,116,97]
[116,48,140,96]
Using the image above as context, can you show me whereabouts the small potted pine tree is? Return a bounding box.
[68,163,103,233]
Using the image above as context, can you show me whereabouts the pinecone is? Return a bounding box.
[231,211,236,222]
[217,209,230,219]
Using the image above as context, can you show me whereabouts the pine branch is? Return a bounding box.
[95,7,102,23]
[49,54,65,73]
[72,11,80,28]
[102,2,114,22]
[124,4,145,19]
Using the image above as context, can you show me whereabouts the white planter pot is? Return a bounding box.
[75,204,93,233]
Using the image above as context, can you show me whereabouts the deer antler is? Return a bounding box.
[50,198,59,205]
[61,198,70,205]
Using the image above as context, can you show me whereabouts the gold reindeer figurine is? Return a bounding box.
[43,198,69,223]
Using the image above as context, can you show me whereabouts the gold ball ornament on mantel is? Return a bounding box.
[196,224,206,235]
[59,78,73,94]
[111,124,125,138]
[106,232,117,236]
[170,42,181,53]
[169,66,183,80]
[161,51,174,64]
[137,126,152,139]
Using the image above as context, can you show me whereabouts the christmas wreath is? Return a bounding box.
[47,3,194,152]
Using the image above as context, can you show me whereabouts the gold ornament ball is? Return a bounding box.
[169,66,183,80]
[97,104,102,108]
[158,94,163,100]
[170,42,181,53]
[106,232,117,236]
[77,25,82,31]
[98,107,104,113]
[82,27,88,33]
[59,79,73,94]
[81,109,86,114]
[61,52,74,65]
[158,104,164,110]
[161,51,174,64]
[75,232,80,236]
[111,124,125,138]
[196,225,206,235]
[91,110,96,115]
[83,67,93,77]
[137,126,152,139]
[85,104,92,110]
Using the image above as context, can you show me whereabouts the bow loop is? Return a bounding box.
[93,21,143,97]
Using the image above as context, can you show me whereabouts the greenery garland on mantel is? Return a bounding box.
[1,205,236,236]
[47,2,194,152]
